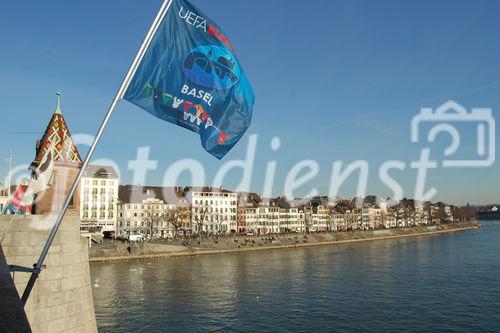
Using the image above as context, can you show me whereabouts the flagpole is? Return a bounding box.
[20,0,174,306]
[0,179,33,244]
[0,208,20,244]
[0,183,30,244]
[1,144,54,244]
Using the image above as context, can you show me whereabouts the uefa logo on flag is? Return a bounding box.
[182,45,241,90]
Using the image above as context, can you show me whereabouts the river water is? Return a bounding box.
[90,221,500,332]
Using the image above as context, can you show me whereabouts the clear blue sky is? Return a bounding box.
[1,0,499,205]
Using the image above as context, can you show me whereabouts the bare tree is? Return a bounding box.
[425,202,433,225]
[216,213,226,236]
[141,203,173,239]
[123,218,132,237]
[453,207,474,223]
[165,206,191,238]
[193,207,208,236]
[436,205,447,224]
[142,210,160,239]
[304,206,313,233]
[451,206,461,223]
[380,210,388,229]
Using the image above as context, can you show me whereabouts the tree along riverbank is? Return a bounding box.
[89,222,480,262]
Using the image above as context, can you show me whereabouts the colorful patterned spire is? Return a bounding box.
[34,91,83,165]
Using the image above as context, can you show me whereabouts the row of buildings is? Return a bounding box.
[2,92,475,240]
[112,189,473,238]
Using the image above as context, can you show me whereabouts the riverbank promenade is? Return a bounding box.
[89,222,479,262]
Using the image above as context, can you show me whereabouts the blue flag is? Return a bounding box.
[123,0,254,159]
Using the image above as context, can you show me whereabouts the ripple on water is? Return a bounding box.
[91,222,500,332]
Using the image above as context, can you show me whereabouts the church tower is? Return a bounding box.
[33,91,83,215]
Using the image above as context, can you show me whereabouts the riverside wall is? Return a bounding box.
[90,222,480,262]
[0,211,97,333]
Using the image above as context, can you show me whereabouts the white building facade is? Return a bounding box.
[243,203,305,235]
[283,207,305,233]
[191,190,237,234]
[79,165,119,233]
[117,198,180,238]
[330,209,344,231]
[240,205,258,234]
[306,205,329,232]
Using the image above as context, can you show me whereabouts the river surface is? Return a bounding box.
[90,222,500,332]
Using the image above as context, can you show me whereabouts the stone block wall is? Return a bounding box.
[0,210,96,333]
[0,245,31,332]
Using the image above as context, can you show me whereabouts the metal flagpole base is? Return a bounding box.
[9,264,45,274]
[20,265,43,306]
